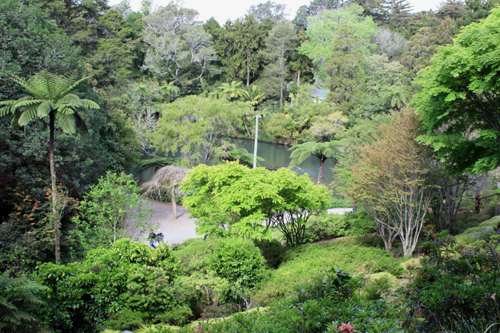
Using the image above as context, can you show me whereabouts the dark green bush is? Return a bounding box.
[32,239,188,332]
[293,268,358,304]
[305,209,376,244]
[253,238,288,269]
[406,232,500,332]
[343,209,376,236]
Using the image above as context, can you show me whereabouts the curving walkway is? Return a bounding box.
[128,199,353,246]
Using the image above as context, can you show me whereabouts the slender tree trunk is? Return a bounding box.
[246,53,250,87]
[172,187,177,220]
[318,160,325,184]
[49,112,60,263]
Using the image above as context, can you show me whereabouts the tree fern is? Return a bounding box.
[0,271,47,330]
[0,70,99,263]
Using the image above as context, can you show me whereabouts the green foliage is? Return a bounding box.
[254,238,288,269]
[32,239,183,332]
[208,237,268,291]
[407,233,500,332]
[304,210,376,244]
[206,15,272,86]
[87,9,144,87]
[298,3,377,86]
[455,216,500,245]
[329,196,352,208]
[305,214,350,243]
[153,96,250,166]
[0,271,48,331]
[0,0,81,100]
[258,20,297,107]
[172,238,218,274]
[294,268,358,304]
[181,162,331,246]
[415,7,500,173]
[255,240,404,303]
[289,140,342,184]
[71,171,154,251]
[0,70,100,262]
[195,269,407,333]
[326,24,367,113]
[142,3,215,92]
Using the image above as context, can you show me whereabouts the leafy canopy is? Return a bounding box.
[181,162,331,246]
[414,7,500,173]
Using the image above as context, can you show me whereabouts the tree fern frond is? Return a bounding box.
[10,99,43,112]
[58,93,83,107]
[60,75,93,96]
[17,105,38,127]
[81,99,100,110]
[57,106,75,115]
[56,113,77,134]
[0,105,14,117]
[36,101,54,117]
[73,111,89,135]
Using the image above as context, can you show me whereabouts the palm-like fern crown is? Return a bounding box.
[289,141,340,166]
[0,70,100,134]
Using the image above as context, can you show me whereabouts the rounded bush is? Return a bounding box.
[207,237,268,290]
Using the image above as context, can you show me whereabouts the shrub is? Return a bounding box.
[455,216,500,245]
[172,238,217,274]
[305,214,349,243]
[0,271,48,331]
[406,232,500,332]
[255,240,404,303]
[343,209,376,236]
[207,237,268,296]
[194,270,407,333]
[32,239,187,332]
[253,238,288,269]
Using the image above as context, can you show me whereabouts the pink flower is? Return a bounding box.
[338,322,359,333]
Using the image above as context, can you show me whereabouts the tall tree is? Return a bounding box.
[87,9,144,87]
[326,25,367,113]
[153,96,250,166]
[216,16,273,86]
[348,110,432,256]
[32,0,108,56]
[259,20,297,108]
[299,3,377,86]
[400,18,455,78]
[0,0,81,99]
[0,71,99,262]
[142,3,216,92]
[415,7,500,173]
[247,0,287,24]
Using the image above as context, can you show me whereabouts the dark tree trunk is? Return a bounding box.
[318,160,325,184]
[49,112,60,263]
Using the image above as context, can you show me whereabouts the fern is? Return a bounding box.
[0,271,47,329]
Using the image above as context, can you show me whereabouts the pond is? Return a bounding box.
[233,138,335,185]
[135,139,336,185]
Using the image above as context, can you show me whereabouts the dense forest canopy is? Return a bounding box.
[2,0,500,331]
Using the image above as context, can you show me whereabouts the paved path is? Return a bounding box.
[127,198,198,245]
[129,199,353,246]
